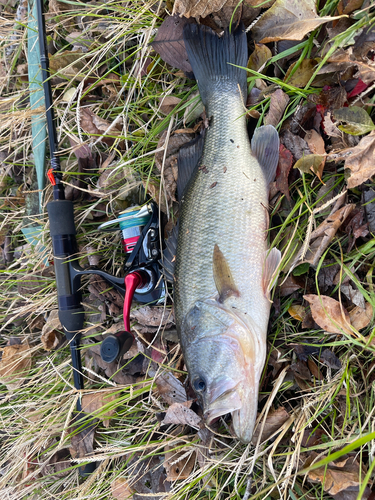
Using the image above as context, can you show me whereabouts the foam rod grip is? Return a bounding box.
[47,200,76,237]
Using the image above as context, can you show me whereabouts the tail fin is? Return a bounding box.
[183,23,248,105]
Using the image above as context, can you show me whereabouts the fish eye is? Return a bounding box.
[193,377,206,392]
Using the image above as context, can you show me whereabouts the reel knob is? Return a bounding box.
[100,330,133,363]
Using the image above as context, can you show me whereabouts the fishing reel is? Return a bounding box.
[95,202,165,362]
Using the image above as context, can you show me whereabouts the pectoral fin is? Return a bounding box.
[262,247,282,298]
[213,244,240,303]
[160,222,179,282]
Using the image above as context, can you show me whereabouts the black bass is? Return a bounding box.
[172,23,281,443]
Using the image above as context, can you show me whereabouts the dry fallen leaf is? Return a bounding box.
[0,341,32,391]
[156,372,187,405]
[49,50,86,78]
[349,302,373,331]
[248,43,272,72]
[284,59,319,88]
[164,444,196,481]
[154,130,194,210]
[275,144,293,201]
[173,0,269,19]
[131,306,174,327]
[111,477,134,500]
[291,203,355,268]
[41,310,63,351]
[305,452,371,499]
[152,15,193,75]
[304,129,326,181]
[281,129,311,160]
[162,401,201,429]
[279,275,302,296]
[81,392,117,428]
[80,108,122,146]
[304,294,351,335]
[41,449,72,478]
[340,131,375,189]
[319,47,375,85]
[251,407,290,444]
[159,95,182,115]
[252,0,342,43]
[264,89,290,128]
[69,413,97,459]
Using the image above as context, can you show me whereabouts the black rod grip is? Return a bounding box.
[48,200,76,237]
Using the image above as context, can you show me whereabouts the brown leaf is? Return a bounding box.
[279,275,302,296]
[81,392,117,428]
[349,302,373,331]
[251,407,290,444]
[248,44,272,72]
[159,95,182,115]
[252,0,342,43]
[305,130,325,156]
[284,59,319,88]
[341,131,375,189]
[41,310,63,351]
[323,112,342,138]
[304,294,351,334]
[69,414,96,459]
[154,130,194,209]
[162,401,202,428]
[111,477,134,500]
[156,372,187,405]
[319,48,375,85]
[308,87,347,109]
[49,50,86,78]
[292,204,355,268]
[264,89,290,128]
[41,449,72,478]
[173,0,269,19]
[80,108,122,147]
[281,129,311,160]
[151,16,193,75]
[164,445,196,481]
[131,306,174,329]
[274,144,293,201]
[0,341,32,391]
[305,452,370,498]
[307,358,323,380]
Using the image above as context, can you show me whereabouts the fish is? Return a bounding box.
[169,23,281,443]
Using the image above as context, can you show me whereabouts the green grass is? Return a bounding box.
[0,0,374,498]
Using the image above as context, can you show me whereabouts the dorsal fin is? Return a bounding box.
[177,133,204,201]
[251,125,280,188]
[160,222,179,282]
[213,244,240,303]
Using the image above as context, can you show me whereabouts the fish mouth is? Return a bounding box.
[203,378,242,425]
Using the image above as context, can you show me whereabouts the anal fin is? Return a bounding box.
[263,247,282,298]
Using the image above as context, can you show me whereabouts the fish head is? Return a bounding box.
[181,299,266,443]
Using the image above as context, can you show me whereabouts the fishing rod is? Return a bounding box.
[35,0,165,476]
[36,0,96,477]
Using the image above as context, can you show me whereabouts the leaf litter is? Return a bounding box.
[1,0,375,498]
